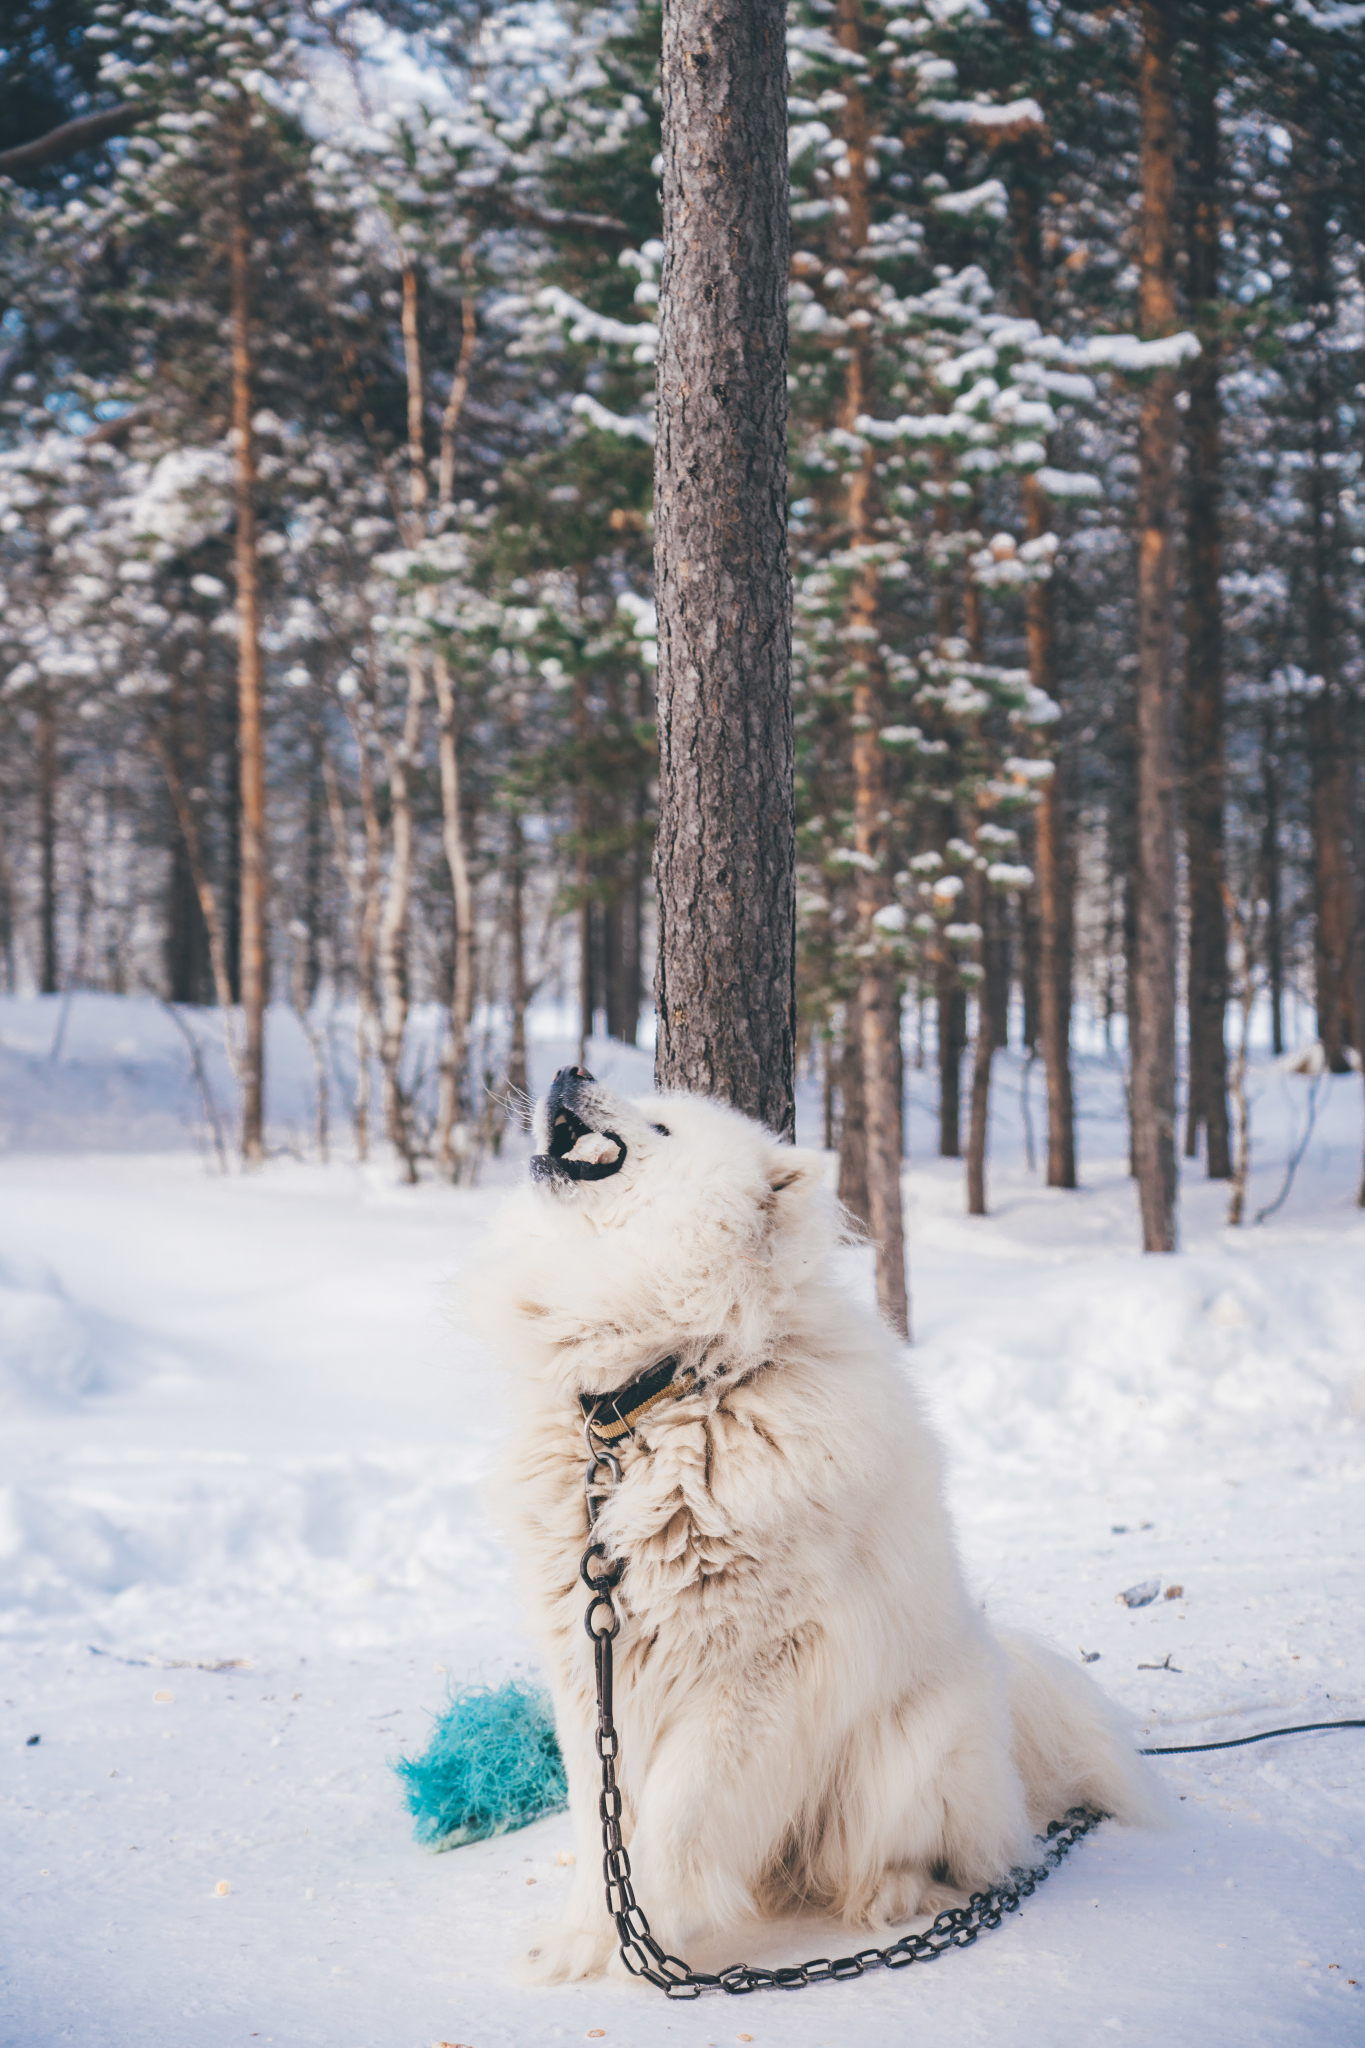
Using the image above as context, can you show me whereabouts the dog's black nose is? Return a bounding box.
[554,1065,594,1085]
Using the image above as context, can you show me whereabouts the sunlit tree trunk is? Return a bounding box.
[1303,400,1355,1070]
[506,807,530,1112]
[375,656,426,1183]
[431,267,480,1179]
[966,872,997,1218]
[653,0,795,1138]
[574,661,594,1064]
[230,115,267,1165]
[999,0,1077,1189]
[1023,481,1077,1190]
[1258,704,1285,1057]
[1291,131,1356,1070]
[37,689,58,995]
[1132,0,1181,1252]
[839,0,908,1333]
[838,985,871,1228]
[323,735,381,1161]
[433,649,476,1174]
[937,962,966,1159]
[1182,1,1231,1178]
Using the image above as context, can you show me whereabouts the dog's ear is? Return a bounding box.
[764,1147,825,1206]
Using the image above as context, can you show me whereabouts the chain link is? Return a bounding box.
[581,1416,1104,1999]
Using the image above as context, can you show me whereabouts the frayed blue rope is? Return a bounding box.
[394,1679,568,1851]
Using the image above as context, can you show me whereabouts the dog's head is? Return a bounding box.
[529,1064,642,1190]
[529,1064,821,1225]
[473,1067,834,1381]
[527,1073,818,1212]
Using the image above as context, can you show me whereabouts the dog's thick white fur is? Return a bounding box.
[471,1077,1164,1983]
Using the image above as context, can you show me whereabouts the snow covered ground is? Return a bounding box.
[2,992,1363,2047]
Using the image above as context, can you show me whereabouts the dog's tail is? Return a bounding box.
[997,1629,1171,1832]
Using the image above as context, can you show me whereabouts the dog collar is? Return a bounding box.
[580,1354,700,1444]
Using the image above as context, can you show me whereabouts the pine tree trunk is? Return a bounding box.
[1303,416,1354,1067]
[851,560,909,1330]
[1259,705,1284,1057]
[987,905,1010,1050]
[224,701,241,1004]
[302,711,324,1008]
[37,689,58,995]
[164,672,211,1004]
[1132,0,1181,1252]
[150,730,244,1084]
[602,670,638,1044]
[1035,756,1077,1189]
[376,655,426,1183]
[837,988,871,1227]
[432,282,480,1178]
[506,807,530,1112]
[1020,822,1041,1052]
[834,0,907,1331]
[999,0,1078,1190]
[0,823,15,993]
[1292,135,1355,1068]
[229,120,267,1165]
[323,731,381,1162]
[1022,477,1077,1188]
[1182,2,1231,1178]
[966,877,997,1218]
[574,662,594,1064]
[433,651,476,1178]
[937,965,966,1159]
[653,0,795,1138]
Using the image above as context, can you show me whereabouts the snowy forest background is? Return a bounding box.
[4,11,1365,2041]
[2,0,1364,1227]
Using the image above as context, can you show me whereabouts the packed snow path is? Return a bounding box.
[2,997,1362,2046]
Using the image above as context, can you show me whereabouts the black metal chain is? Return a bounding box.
[581,1420,1104,2000]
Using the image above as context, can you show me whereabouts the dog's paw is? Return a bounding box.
[515,1922,617,1985]
[862,1868,968,1931]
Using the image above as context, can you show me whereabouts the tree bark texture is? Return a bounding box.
[230,119,267,1165]
[574,662,594,1063]
[937,964,966,1158]
[1000,0,1078,1184]
[1286,123,1357,1071]
[1224,890,1253,1229]
[506,807,531,1113]
[375,654,426,1183]
[37,691,58,996]
[432,289,480,1178]
[1258,705,1285,1056]
[966,876,998,1218]
[653,0,795,1140]
[832,0,908,1332]
[1303,396,1356,1067]
[1033,755,1076,1187]
[163,674,212,1005]
[1132,0,1181,1252]
[433,650,476,1176]
[1182,3,1231,1178]
[837,988,871,1228]
[850,577,909,1331]
[150,732,244,1089]
[324,735,381,1162]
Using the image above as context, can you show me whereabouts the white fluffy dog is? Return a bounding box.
[472,1067,1162,1983]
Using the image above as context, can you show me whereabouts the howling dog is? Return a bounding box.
[472,1067,1162,1982]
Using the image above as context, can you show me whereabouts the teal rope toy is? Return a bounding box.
[394,1679,568,1850]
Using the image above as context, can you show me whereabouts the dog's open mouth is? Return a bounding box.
[532,1102,627,1186]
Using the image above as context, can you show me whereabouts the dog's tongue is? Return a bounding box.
[564,1132,621,1166]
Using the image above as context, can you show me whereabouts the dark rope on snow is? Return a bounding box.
[1141,1717,1365,1756]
